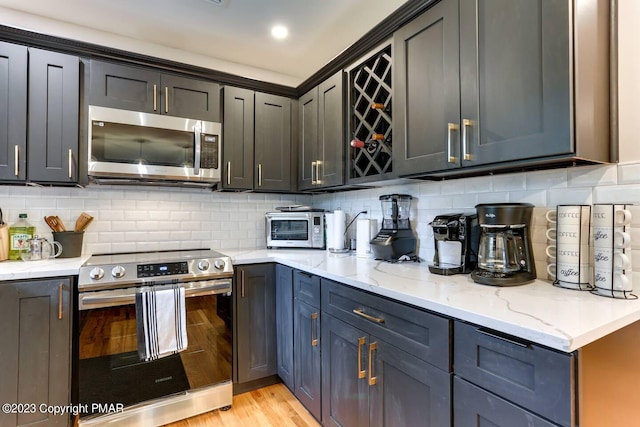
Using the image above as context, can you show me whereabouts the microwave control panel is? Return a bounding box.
[200,135,219,169]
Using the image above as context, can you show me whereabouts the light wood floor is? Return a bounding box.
[163,383,320,427]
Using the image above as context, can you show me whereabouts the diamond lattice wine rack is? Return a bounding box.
[349,44,392,181]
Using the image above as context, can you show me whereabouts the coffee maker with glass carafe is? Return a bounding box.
[370,194,417,262]
[471,203,536,286]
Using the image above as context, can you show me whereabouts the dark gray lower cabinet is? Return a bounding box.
[275,264,294,391]
[322,315,369,427]
[294,300,321,420]
[234,264,277,384]
[453,377,557,427]
[0,277,72,427]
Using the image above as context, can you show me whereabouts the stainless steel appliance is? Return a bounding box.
[370,194,417,262]
[265,211,325,249]
[472,203,536,286]
[76,249,233,426]
[88,106,222,187]
[429,213,479,275]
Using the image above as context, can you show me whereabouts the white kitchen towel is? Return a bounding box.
[136,285,188,361]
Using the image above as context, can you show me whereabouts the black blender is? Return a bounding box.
[370,194,417,262]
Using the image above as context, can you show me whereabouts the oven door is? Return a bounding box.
[88,105,221,183]
[77,280,232,420]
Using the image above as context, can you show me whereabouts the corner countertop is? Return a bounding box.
[226,249,640,353]
[2,248,640,353]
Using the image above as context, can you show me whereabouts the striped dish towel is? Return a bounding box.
[135,285,188,361]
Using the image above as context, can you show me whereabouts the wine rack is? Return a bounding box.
[349,44,392,180]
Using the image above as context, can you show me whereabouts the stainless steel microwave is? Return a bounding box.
[266,212,325,249]
[87,105,222,187]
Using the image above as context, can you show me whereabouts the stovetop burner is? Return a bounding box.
[79,248,234,292]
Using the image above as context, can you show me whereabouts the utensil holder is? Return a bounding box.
[52,231,84,258]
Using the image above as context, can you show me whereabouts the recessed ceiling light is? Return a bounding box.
[271,25,289,40]
[202,0,229,7]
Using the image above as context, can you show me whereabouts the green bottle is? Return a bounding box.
[9,213,35,260]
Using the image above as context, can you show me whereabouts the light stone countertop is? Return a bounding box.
[3,249,640,353]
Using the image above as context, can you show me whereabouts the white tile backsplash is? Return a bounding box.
[2,162,640,282]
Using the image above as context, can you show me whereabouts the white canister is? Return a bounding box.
[356,219,378,258]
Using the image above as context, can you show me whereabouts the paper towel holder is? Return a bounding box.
[328,210,367,254]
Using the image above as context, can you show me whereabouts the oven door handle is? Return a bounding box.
[79,279,232,310]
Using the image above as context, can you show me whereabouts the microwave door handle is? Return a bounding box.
[194,123,202,175]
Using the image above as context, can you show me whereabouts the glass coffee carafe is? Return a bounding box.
[477,227,526,273]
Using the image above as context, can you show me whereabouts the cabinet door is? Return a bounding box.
[222,86,254,190]
[161,74,220,121]
[89,60,160,113]
[27,48,79,183]
[0,42,27,182]
[255,93,292,191]
[393,0,460,175]
[317,71,345,188]
[0,278,71,427]
[298,87,318,190]
[459,0,571,165]
[275,264,294,391]
[294,300,322,421]
[235,264,277,383]
[369,338,451,427]
[322,315,369,427]
[453,377,557,427]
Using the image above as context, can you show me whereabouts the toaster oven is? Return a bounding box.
[265,212,325,249]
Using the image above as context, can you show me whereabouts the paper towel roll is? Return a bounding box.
[325,213,335,251]
[332,210,346,250]
[356,219,377,258]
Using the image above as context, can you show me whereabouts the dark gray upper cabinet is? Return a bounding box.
[0,277,72,427]
[298,71,345,190]
[223,86,254,189]
[89,60,220,121]
[0,42,27,182]
[234,264,277,384]
[28,48,79,183]
[222,87,295,192]
[255,92,294,192]
[275,264,294,391]
[394,0,608,177]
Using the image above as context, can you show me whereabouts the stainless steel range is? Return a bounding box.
[76,249,233,426]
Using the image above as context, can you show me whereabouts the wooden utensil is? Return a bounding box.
[44,216,64,232]
[54,216,67,231]
[75,212,94,232]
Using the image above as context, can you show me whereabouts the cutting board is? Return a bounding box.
[0,224,8,261]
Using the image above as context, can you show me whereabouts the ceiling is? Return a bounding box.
[0,0,407,85]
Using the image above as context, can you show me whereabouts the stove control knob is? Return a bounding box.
[197,260,210,271]
[89,267,105,281]
[111,265,126,279]
[214,259,226,271]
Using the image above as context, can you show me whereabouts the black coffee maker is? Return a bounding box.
[471,203,536,286]
[429,213,479,275]
[370,194,417,262]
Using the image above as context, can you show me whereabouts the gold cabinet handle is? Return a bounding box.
[68,149,73,179]
[368,342,377,386]
[58,283,64,320]
[353,309,385,324]
[447,123,458,164]
[258,163,263,187]
[153,84,157,111]
[227,161,231,185]
[14,145,19,176]
[315,160,321,185]
[311,161,317,185]
[311,312,319,347]
[357,337,366,379]
[165,86,169,114]
[462,119,473,161]
[241,269,245,298]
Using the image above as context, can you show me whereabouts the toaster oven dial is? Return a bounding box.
[111,265,126,279]
[89,267,105,280]
[214,259,226,271]
[197,260,210,271]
